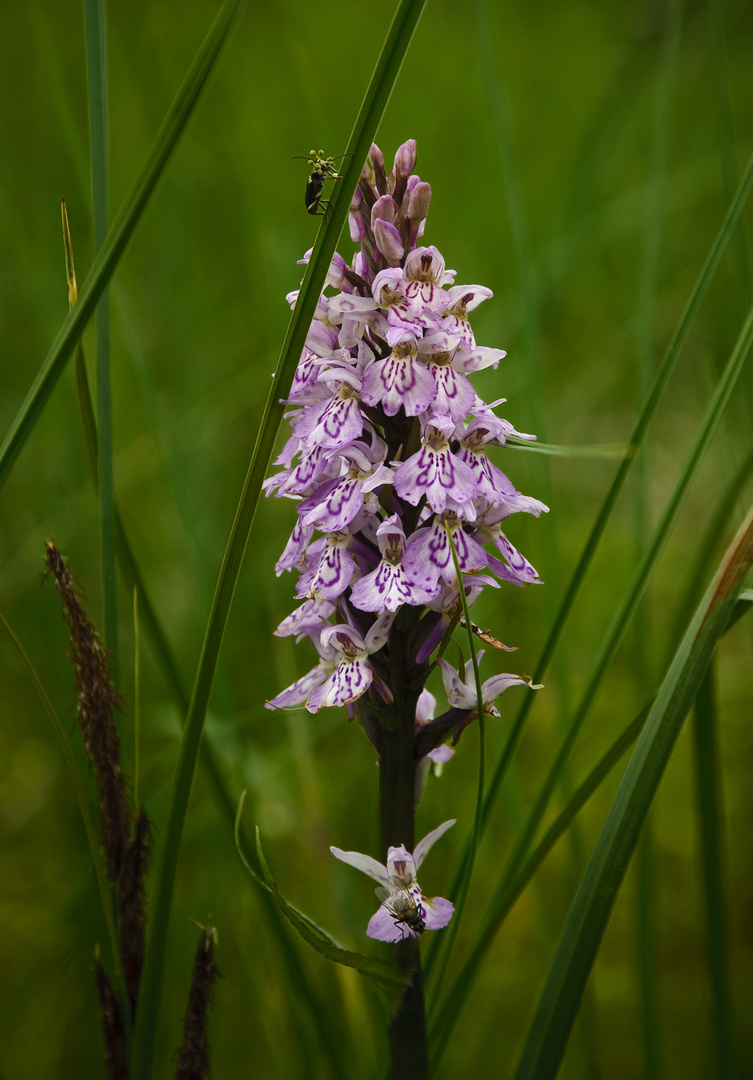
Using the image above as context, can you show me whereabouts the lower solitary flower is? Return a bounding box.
[330,820,455,942]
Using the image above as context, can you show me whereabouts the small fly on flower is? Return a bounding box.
[374,876,426,938]
[293,149,349,216]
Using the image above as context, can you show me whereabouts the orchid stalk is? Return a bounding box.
[265,140,546,1076]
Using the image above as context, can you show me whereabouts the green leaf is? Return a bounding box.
[505,436,632,459]
[513,503,753,1080]
[84,0,117,670]
[430,298,753,1058]
[692,662,734,1077]
[244,810,409,1003]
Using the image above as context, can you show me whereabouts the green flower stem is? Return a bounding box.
[387,940,428,1080]
[379,605,427,1080]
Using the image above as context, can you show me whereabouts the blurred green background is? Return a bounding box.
[1,0,752,1077]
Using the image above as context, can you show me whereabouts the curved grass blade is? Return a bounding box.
[237,804,409,1004]
[72,314,349,1080]
[505,436,631,459]
[84,0,117,669]
[0,0,246,491]
[473,144,753,846]
[428,701,648,1064]
[497,301,753,892]
[692,661,734,1078]
[425,531,488,1008]
[130,5,426,1077]
[513,504,753,1080]
[429,148,753,979]
[429,301,753,1055]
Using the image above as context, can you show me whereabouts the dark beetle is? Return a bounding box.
[293,149,348,216]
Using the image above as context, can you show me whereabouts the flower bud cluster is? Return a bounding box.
[265,140,547,747]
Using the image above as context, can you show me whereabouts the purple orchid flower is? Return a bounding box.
[330,820,456,942]
[265,139,546,753]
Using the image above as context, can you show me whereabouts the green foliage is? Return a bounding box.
[1,1,752,1078]
[245,812,410,1003]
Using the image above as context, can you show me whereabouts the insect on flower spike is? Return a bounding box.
[293,149,351,216]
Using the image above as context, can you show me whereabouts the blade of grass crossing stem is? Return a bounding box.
[512,506,753,1080]
[497,301,753,890]
[427,703,647,1065]
[85,0,117,671]
[0,0,246,491]
[633,4,683,1073]
[71,300,348,1080]
[0,614,128,1022]
[130,5,426,1078]
[432,147,753,943]
[426,531,487,1009]
[61,27,347,1077]
[473,0,556,586]
[692,660,734,1078]
[64,26,345,1075]
[434,272,753,970]
[472,146,753,844]
[430,302,753,1057]
[706,0,752,322]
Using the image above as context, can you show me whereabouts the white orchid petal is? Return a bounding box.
[413,819,456,870]
[329,846,389,886]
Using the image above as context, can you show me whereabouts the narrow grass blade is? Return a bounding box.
[84,0,117,668]
[428,703,648,1063]
[429,299,753,1056]
[512,505,753,1080]
[130,5,426,1077]
[706,0,752,318]
[473,144,753,848]
[72,310,348,1080]
[0,0,246,491]
[636,822,660,1080]
[498,301,753,888]
[633,4,683,1072]
[692,660,734,1077]
[426,533,488,1008]
[505,437,631,459]
[244,814,409,1002]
